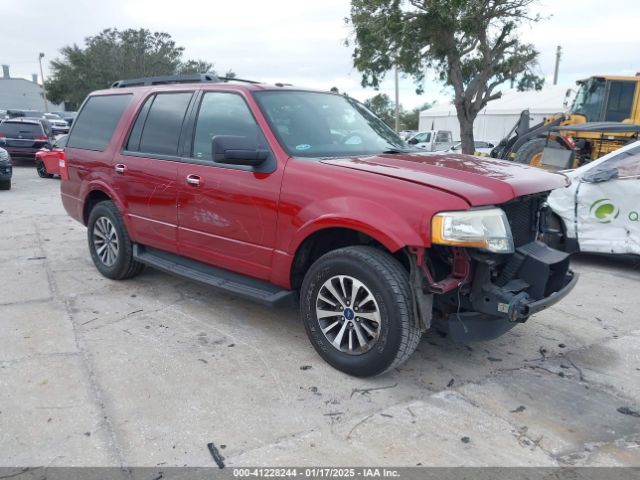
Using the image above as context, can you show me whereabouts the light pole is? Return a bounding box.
[38,52,49,112]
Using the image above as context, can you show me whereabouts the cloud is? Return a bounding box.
[2,0,639,110]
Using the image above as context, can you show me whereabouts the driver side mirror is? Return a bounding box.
[407,138,418,145]
[212,135,269,166]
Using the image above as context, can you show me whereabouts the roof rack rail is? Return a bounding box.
[218,76,262,85]
[111,73,221,88]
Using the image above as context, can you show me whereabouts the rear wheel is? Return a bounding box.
[0,179,10,190]
[87,200,144,280]
[36,161,54,178]
[300,246,421,377]
[514,138,547,167]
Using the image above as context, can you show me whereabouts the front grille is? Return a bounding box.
[501,194,547,247]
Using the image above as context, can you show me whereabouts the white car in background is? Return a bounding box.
[446,141,495,156]
[407,130,453,151]
[546,141,640,256]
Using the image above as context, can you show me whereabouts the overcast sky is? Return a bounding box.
[2,0,639,109]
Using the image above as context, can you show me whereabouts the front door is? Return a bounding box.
[113,91,194,253]
[177,91,283,280]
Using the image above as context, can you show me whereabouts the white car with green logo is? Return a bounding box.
[546,141,640,255]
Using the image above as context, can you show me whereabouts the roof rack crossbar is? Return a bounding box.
[111,73,221,88]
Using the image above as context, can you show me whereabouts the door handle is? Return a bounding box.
[114,164,126,174]
[186,174,202,186]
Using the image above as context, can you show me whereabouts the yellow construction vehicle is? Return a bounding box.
[491,75,640,168]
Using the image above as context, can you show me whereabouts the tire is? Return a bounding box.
[87,200,144,280]
[36,161,49,178]
[300,246,421,377]
[0,179,10,190]
[513,138,547,166]
[542,212,566,251]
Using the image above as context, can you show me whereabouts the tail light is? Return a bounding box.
[35,135,48,141]
[0,134,5,138]
[59,153,69,180]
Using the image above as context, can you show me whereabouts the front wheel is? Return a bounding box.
[513,138,546,167]
[300,246,421,377]
[0,179,10,190]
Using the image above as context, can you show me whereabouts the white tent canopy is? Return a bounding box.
[419,86,575,145]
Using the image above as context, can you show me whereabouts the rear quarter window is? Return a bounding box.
[67,94,132,151]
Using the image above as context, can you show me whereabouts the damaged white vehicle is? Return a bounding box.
[545,141,640,255]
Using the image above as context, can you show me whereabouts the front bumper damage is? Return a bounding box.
[412,241,578,343]
[449,241,577,342]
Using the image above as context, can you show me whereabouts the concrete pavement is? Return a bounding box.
[1,165,639,467]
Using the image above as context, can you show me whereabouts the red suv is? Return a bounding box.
[61,74,577,377]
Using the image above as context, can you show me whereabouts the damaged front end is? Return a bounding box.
[409,194,578,342]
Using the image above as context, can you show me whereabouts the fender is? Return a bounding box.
[79,179,133,233]
[287,196,426,255]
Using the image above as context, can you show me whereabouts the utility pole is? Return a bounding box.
[553,45,562,86]
[38,52,49,112]
[394,66,400,132]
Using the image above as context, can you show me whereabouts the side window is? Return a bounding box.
[67,94,132,151]
[605,81,636,122]
[435,131,451,143]
[54,135,68,148]
[129,92,193,156]
[192,92,265,160]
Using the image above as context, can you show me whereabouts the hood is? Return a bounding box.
[320,153,570,206]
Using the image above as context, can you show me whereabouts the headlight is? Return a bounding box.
[431,208,514,253]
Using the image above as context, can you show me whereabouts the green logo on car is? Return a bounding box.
[590,198,620,223]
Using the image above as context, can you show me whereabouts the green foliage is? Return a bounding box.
[364,93,396,127]
[400,102,432,131]
[517,71,545,91]
[348,0,541,153]
[46,28,214,106]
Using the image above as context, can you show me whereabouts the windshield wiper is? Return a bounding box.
[382,147,413,154]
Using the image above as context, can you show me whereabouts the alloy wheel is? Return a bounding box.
[315,275,381,355]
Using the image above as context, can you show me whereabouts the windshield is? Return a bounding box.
[572,78,605,121]
[253,90,409,157]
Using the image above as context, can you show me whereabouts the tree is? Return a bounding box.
[364,93,397,127]
[46,28,214,107]
[516,71,545,91]
[400,102,432,130]
[348,0,540,153]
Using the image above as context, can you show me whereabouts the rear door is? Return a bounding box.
[176,90,283,280]
[113,91,195,253]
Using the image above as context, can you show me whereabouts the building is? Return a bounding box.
[0,64,61,112]
[418,86,576,144]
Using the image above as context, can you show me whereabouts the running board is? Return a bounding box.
[133,245,296,308]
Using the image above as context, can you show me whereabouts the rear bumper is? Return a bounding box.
[4,147,39,160]
[445,241,578,342]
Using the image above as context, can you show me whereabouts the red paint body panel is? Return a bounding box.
[60,83,570,291]
[321,153,569,206]
[36,148,63,175]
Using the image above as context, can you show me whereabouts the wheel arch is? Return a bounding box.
[289,225,413,290]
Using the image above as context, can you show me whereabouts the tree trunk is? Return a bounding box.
[458,115,475,155]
